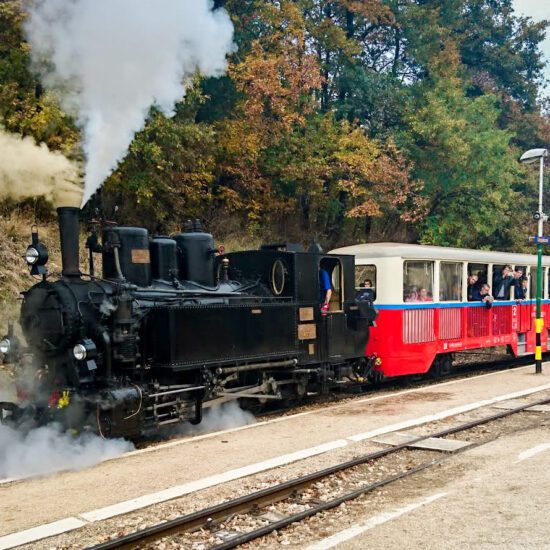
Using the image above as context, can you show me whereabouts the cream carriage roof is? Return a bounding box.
[330,242,550,266]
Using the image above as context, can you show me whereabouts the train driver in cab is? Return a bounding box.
[319,266,332,312]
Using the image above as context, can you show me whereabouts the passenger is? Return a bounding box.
[493,265,514,300]
[467,274,479,301]
[319,266,332,312]
[356,279,375,302]
[515,276,528,300]
[404,286,418,302]
[418,288,433,302]
[478,283,494,308]
[513,267,524,299]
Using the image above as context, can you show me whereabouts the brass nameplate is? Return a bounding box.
[298,323,316,341]
[131,249,150,264]
[308,343,315,355]
[299,307,314,321]
[251,309,262,314]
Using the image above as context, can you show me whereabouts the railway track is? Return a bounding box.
[88,390,550,550]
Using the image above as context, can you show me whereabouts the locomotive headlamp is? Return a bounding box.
[25,226,49,276]
[25,246,40,265]
[0,338,10,355]
[73,343,87,361]
[72,339,97,362]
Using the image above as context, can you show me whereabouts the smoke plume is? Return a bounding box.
[0,130,82,207]
[0,424,133,480]
[24,0,235,207]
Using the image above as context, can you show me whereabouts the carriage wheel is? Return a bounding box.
[428,354,453,379]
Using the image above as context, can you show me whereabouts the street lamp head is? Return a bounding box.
[520,148,548,164]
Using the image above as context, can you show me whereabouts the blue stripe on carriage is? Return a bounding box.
[373,300,550,310]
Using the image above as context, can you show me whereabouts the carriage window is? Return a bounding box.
[440,262,462,301]
[355,265,376,302]
[514,265,527,300]
[403,261,433,302]
[467,263,487,301]
[492,264,514,300]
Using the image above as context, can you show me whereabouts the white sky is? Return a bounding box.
[513,0,550,87]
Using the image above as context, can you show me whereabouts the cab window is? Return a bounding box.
[355,265,376,302]
[440,262,462,301]
[403,261,433,302]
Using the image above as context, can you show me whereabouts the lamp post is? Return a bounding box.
[520,148,548,374]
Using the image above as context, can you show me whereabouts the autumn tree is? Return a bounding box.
[402,46,524,248]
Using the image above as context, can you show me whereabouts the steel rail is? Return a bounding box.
[87,393,550,550]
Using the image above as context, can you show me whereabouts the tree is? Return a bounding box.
[402,46,523,248]
[100,88,217,232]
[0,1,78,152]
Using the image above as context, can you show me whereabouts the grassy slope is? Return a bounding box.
[0,212,64,333]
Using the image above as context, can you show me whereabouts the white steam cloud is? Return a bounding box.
[0,130,82,207]
[0,424,133,480]
[169,402,256,437]
[24,0,234,206]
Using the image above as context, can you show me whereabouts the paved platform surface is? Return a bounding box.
[1,363,550,539]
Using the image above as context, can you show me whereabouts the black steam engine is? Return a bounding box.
[0,208,376,438]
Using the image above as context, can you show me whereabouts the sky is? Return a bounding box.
[513,0,550,87]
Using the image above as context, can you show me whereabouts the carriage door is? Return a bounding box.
[320,258,347,360]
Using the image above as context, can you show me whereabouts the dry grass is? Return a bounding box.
[0,212,64,333]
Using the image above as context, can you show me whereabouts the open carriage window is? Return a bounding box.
[403,261,433,302]
[355,265,376,302]
[440,262,462,301]
[467,263,487,301]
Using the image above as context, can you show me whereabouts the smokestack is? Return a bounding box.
[57,207,81,278]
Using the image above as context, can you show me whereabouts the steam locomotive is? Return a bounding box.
[0,208,376,438]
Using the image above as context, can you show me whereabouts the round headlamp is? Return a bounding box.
[25,246,40,265]
[0,338,10,355]
[73,343,87,361]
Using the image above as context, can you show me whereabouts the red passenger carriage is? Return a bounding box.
[331,243,550,378]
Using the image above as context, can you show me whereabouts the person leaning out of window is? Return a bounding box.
[479,283,494,308]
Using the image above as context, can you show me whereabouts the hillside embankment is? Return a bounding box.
[0,212,63,333]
